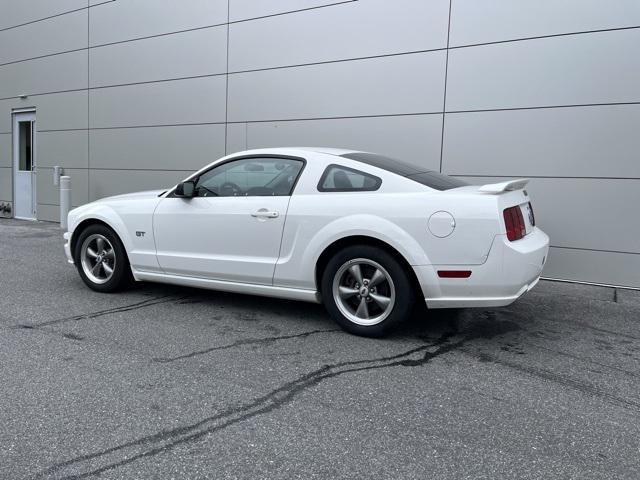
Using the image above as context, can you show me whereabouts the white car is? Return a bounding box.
[64,148,549,336]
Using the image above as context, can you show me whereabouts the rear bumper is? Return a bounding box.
[417,227,549,309]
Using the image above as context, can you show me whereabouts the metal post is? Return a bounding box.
[60,176,71,230]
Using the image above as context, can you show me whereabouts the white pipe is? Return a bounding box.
[60,176,71,230]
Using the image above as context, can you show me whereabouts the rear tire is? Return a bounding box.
[73,224,132,293]
[321,245,415,337]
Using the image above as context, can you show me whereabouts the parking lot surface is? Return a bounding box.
[1,218,639,479]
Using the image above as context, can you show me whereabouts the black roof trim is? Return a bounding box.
[339,152,469,191]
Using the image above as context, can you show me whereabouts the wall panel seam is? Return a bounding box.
[224,0,230,155]
[52,168,195,172]
[446,102,640,114]
[449,175,640,180]
[0,48,446,96]
[450,24,640,50]
[7,96,640,116]
[3,21,638,72]
[83,1,357,50]
[439,0,452,173]
[0,0,114,33]
[36,113,445,132]
[550,245,640,256]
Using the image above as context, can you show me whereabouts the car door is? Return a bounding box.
[153,156,305,285]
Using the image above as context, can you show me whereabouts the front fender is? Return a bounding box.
[67,197,161,273]
[68,204,135,255]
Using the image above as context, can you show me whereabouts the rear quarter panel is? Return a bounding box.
[274,155,503,290]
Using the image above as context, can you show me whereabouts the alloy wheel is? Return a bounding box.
[80,234,116,285]
[332,258,396,326]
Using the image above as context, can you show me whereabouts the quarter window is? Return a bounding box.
[318,165,381,192]
[194,157,304,197]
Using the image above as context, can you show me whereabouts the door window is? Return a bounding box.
[18,121,33,171]
[194,157,304,197]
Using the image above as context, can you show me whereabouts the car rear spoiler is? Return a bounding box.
[478,178,530,194]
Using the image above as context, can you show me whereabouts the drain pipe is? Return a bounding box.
[60,176,71,230]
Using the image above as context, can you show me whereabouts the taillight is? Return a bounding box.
[528,201,535,226]
[503,206,526,241]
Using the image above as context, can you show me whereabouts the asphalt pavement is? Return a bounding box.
[1,218,639,479]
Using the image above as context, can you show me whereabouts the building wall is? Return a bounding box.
[0,0,638,288]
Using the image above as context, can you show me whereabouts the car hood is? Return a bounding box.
[92,189,167,204]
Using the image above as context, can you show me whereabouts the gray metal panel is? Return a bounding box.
[446,29,640,111]
[229,0,342,21]
[36,167,88,206]
[0,133,10,167]
[442,105,640,178]
[90,125,225,171]
[89,76,227,128]
[89,0,228,46]
[459,176,640,254]
[88,169,192,200]
[37,131,88,169]
[544,247,640,289]
[0,10,87,65]
[89,26,227,88]
[246,114,443,171]
[0,0,85,30]
[0,50,87,98]
[36,203,59,222]
[228,0,448,71]
[225,123,247,154]
[0,166,11,200]
[0,90,88,132]
[228,51,446,122]
[450,0,640,47]
[37,91,89,131]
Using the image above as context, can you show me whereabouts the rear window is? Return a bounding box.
[318,164,381,192]
[340,152,468,191]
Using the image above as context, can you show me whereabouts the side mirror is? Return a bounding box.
[175,180,195,198]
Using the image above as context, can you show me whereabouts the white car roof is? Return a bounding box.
[229,147,361,158]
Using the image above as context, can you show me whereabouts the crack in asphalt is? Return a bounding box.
[153,328,340,363]
[25,312,640,479]
[14,295,179,329]
[35,319,516,480]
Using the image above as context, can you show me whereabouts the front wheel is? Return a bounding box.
[321,245,415,337]
[74,224,132,293]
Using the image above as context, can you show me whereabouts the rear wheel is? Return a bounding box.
[321,245,415,337]
[74,224,132,292]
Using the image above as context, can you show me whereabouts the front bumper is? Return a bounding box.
[417,227,549,309]
[63,231,74,264]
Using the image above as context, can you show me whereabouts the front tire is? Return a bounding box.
[74,224,132,293]
[321,245,415,337]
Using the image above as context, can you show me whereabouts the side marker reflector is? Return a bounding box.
[437,270,472,278]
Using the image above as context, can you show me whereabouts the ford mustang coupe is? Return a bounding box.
[64,148,549,336]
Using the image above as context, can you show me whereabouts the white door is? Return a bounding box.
[153,156,305,285]
[13,111,36,219]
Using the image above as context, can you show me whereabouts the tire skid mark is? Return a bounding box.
[153,328,340,363]
[524,340,640,379]
[473,351,640,412]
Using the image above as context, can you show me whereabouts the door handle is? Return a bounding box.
[251,209,279,219]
